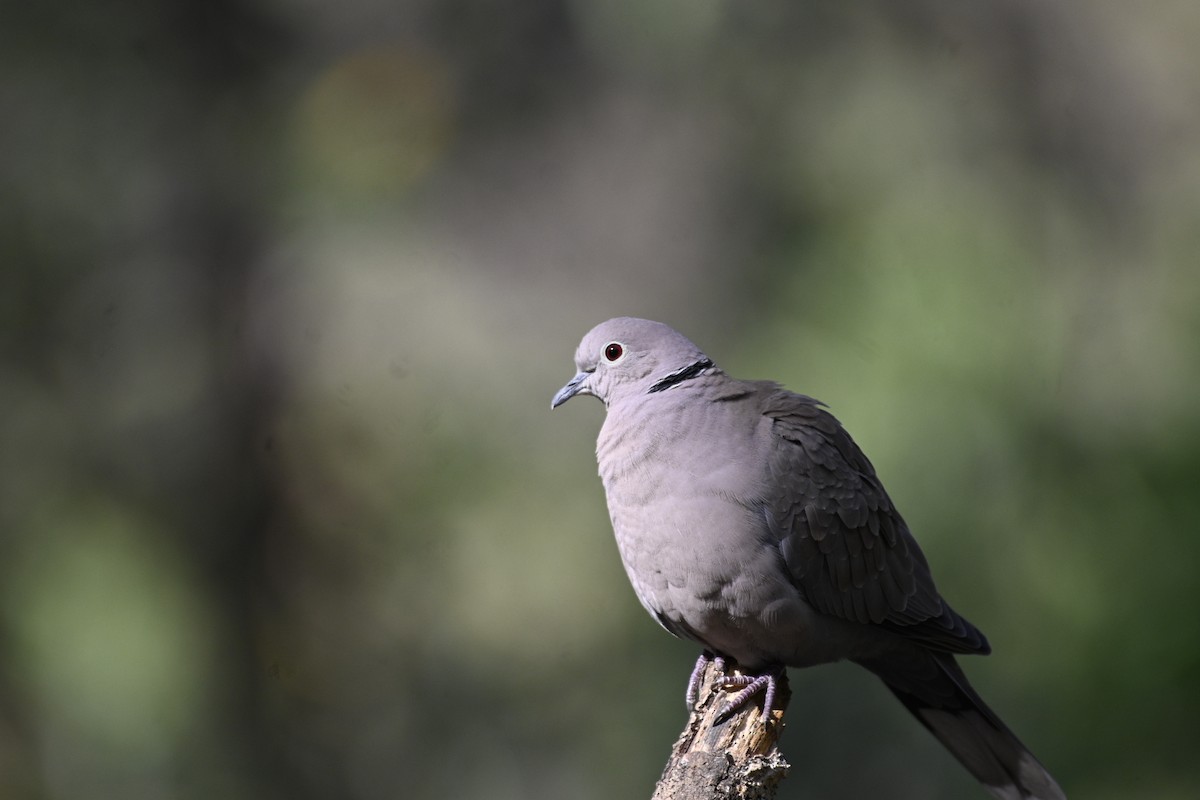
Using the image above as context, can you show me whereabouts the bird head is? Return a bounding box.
[551,317,713,409]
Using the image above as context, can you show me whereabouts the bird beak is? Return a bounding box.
[551,371,591,409]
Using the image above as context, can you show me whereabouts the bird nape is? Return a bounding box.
[552,317,1065,800]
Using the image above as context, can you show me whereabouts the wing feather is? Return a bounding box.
[761,388,988,653]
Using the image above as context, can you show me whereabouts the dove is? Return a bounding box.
[551,317,1064,800]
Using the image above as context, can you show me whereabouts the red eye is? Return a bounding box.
[604,342,624,361]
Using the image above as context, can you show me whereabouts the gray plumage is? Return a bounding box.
[552,317,1065,800]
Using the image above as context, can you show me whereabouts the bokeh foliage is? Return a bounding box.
[2,1,1198,798]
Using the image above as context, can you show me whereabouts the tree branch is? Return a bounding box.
[651,661,791,800]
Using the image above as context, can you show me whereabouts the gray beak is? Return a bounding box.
[551,371,591,409]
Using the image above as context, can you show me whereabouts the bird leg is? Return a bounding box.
[685,651,726,708]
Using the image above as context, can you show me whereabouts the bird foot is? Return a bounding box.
[686,652,780,723]
[716,671,778,722]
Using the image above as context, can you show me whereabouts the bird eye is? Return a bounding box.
[604,342,624,362]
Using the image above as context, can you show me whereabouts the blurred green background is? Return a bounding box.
[2,1,1198,798]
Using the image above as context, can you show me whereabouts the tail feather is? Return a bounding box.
[856,651,1065,800]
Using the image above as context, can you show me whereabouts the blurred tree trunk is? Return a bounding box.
[652,662,791,800]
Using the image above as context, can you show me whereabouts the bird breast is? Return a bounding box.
[594,391,774,630]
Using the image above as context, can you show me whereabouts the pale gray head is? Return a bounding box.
[550,317,716,409]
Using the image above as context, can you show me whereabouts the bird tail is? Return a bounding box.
[855,651,1065,800]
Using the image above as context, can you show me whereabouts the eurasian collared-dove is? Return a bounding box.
[552,317,1065,800]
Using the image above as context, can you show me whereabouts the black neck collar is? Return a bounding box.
[647,359,714,394]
